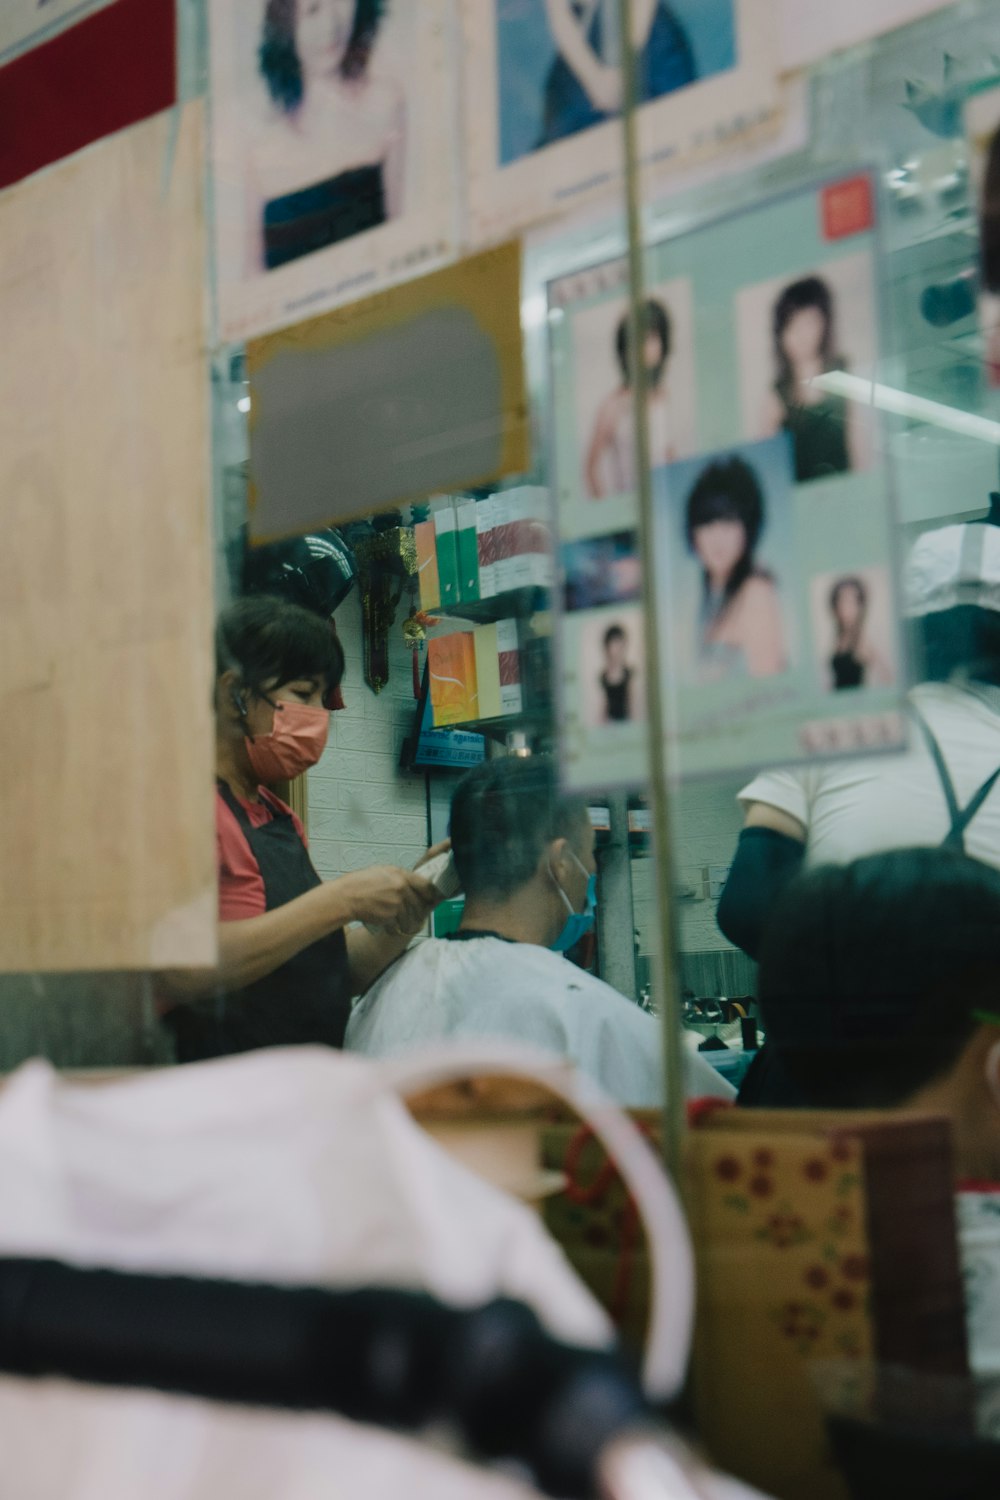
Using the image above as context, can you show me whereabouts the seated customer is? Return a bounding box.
[346,757,733,1106]
[754,847,1000,1185]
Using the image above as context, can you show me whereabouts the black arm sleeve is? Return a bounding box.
[716,826,806,961]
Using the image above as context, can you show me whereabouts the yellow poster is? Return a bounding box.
[247,242,530,541]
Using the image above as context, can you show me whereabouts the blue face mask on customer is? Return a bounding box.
[550,849,597,953]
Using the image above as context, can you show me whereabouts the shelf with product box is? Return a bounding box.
[413,488,554,739]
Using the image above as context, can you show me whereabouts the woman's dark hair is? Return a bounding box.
[981,123,1000,294]
[772,275,837,399]
[685,456,766,610]
[830,576,867,648]
[758,848,1000,1108]
[615,298,672,388]
[603,624,626,649]
[259,0,385,112]
[450,758,589,902]
[216,595,345,706]
[913,607,1000,688]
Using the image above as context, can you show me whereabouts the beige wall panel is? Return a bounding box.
[0,104,216,971]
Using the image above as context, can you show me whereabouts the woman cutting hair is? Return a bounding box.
[160,596,440,1061]
[685,455,787,682]
[247,0,404,273]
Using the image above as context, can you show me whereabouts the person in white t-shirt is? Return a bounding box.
[718,511,1000,963]
[346,756,733,1107]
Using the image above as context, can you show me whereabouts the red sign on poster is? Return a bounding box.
[820,175,875,241]
[0,0,175,192]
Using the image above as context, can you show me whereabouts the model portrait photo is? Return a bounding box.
[211,0,454,339]
[249,0,404,274]
[810,566,895,694]
[656,434,795,687]
[495,0,736,165]
[577,607,647,728]
[736,251,877,484]
[569,276,696,504]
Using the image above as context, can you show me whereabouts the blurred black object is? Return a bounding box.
[242,528,357,620]
[829,1413,1000,1500]
[0,1258,649,1499]
[921,268,978,327]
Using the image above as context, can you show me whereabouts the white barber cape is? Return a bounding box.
[346,937,735,1106]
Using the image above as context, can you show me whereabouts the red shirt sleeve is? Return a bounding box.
[216,794,266,921]
[215,787,308,923]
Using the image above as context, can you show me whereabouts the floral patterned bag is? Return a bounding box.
[686,1109,969,1500]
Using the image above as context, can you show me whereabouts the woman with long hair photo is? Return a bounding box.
[585,297,677,499]
[761,274,862,482]
[826,575,892,692]
[685,455,787,681]
[246,0,404,274]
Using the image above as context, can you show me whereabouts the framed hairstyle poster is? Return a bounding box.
[461,0,779,246]
[210,0,458,342]
[550,173,907,789]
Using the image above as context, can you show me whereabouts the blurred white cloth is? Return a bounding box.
[346,938,735,1107]
[0,1049,772,1499]
[0,1377,774,1499]
[0,1376,544,1499]
[0,1049,607,1348]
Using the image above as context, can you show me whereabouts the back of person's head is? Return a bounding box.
[905,513,1000,686]
[215,595,345,705]
[758,848,1000,1108]
[450,757,589,902]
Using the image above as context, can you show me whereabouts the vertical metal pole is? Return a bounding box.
[615,0,687,1182]
[597,793,639,1002]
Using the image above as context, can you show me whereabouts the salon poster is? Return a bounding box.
[462,0,779,246]
[209,0,458,342]
[966,85,1000,390]
[549,174,907,788]
[247,242,529,540]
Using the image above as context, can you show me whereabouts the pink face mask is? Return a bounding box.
[245,700,330,783]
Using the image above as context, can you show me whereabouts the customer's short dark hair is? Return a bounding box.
[450,757,590,901]
[914,607,1000,687]
[758,848,1000,1108]
[216,595,345,704]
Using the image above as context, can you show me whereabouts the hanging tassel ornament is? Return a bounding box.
[402,609,440,697]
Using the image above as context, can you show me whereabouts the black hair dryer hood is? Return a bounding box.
[242,529,358,619]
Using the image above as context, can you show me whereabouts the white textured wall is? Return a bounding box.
[307,594,429,879]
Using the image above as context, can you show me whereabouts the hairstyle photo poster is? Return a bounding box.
[210,0,458,341]
[549,174,908,789]
[462,0,779,245]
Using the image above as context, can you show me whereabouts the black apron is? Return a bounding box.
[165,782,351,1062]
[909,705,1000,852]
